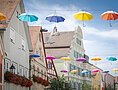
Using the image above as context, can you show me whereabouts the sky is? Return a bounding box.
[23,0,118,76]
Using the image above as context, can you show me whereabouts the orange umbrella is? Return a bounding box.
[101,11,118,27]
[0,12,6,20]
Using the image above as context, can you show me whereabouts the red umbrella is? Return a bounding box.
[101,11,118,27]
[45,56,55,60]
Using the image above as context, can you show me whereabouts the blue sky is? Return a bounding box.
[23,0,118,75]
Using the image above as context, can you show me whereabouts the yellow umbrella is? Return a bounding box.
[91,57,102,61]
[73,11,93,27]
[60,57,72,61]
[112,68,118,72]
[0,12,6,20]
[70,70,78,74]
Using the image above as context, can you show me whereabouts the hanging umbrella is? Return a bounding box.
[18,13,38,22]
[0,12,6,20]
[45,14,65,23]
[46,56,55,60]
[81,70,89,74]
[102,71,109,73]
[60,70,68,73]
[91,57,102,61]
[70,70,78,74]
[91,69,100,73]
[112,68,118,72]
[73,11,93,27]
[60,57,72,61]
[106,56,117,61]
[101,11,118,27]
[29,54,40,58]
[76,58,86,62]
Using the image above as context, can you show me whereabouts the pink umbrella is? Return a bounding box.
[91,69,100,73]
[60,70,68,73]
[76,58,86,62]
[45,56,55,60]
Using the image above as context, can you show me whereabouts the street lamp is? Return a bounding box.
[9,64,15,74]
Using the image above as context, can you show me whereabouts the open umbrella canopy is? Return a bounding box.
[45,56,55,60]
[101,11,118,20]
[91,69,100,73]
[112,68,118,72]
[18,13,38,22]
[29,54,40,58]
[73,11,93,21]
[103,71,109,73]
[70,70,78,74]
[76,58,86,62]
[106,56,117,61]
[60,57,72,61]
[91,57,102,61]
[45,14,65,23]
[81,70,89,74]
[101,11,118,27]
[60,70,68,73]
[0,12,6,20]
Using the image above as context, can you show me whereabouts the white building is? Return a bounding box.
[0,0,32,90]
[44,26,92,90]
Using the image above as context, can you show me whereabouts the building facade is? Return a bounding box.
[44,26,92,90]
[29,26,48,90]
[0,0,32,90]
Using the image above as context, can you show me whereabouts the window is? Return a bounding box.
[4,59,11,72]
[19,65,23,76]
[10,28,15,43]
[76,38,81,46]
[45,37,49,42]
[21,38,25,50]
[24,68,28,78]
[69,64,75,71]
[74,50,78,58]
[78,67,80,75]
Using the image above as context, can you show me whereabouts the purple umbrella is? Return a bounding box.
[60,70,68,73]
[45,56,55,60]
[76,58,86,62]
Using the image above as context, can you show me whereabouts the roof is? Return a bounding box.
[29,26,41,51]
[43,31,75,58]
[0,0,20,28]
[44,31,75,47]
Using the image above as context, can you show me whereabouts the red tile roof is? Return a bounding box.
[29,26,42,51]
[0,0,20,28]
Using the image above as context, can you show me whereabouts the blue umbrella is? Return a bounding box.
[81,70,89,74]
[30,54,40,58]
[106,56,117,61]
[45,14,65,23]
[18,13,38,22]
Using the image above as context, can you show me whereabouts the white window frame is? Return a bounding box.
[10,27,15,43]
[19,65,24,76]
[4,58,11,72]
[12,61,18,74]
[21,38,25,51]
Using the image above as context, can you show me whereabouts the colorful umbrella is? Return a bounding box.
[91,57,102,61]
[106,56,117,61]
[101,11,118,27]
[112,68,118,72]
[81,70,89,74]
[46,56,55,60]
[45,14,65,23]
[76,58,86,62]
[60,70,68,73]
[70,70,78,74]
[0,12,6,20]
[18,13,38,22]
[29,54,40,58]
[102,71,109,73]
[60,57,72,61]
[91,69,100,73]
[73,11,93,27]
